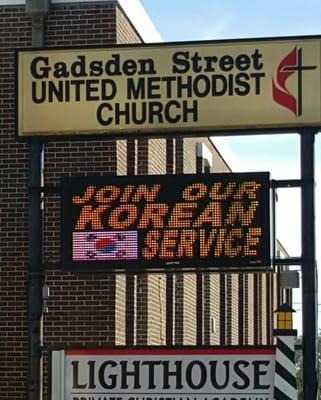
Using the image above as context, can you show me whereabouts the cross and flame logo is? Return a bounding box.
[272,46,317,117]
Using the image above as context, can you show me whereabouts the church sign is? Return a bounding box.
[16,36,320,138]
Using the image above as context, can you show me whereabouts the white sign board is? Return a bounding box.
[51,348,275,400]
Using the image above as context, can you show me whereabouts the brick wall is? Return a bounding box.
[0,2,141,398]
[0,2,282,398]
[1,5,31,399]
[42,4,140,398]
[46,2,118,46]
[174,274,184,344]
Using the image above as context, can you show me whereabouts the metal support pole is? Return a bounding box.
[28,141,44,400]
[300,131,318,400]
[196,154,204,345]
[26,1,49,399]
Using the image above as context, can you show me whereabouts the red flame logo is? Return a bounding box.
[272,47,298,117]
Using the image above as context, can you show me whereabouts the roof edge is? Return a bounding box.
[117,0,162,43]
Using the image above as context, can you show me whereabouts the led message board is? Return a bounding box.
[16,36,321,138]
[61,173,271,271]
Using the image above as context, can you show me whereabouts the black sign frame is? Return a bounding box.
[60,172,271,272]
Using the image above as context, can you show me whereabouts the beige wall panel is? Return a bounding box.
[209,273,220,345]
[183,139,197,173]
[273,273,278,343]
[147,274,166,345]
[183,273,197,344]
[212,142,231,172]
[148,139,166,175]
[183,137,230,173]
[117,139,127,175]
[231,274,239,345]
[261,274,268,344]
[247,274,255,345]
[115,274,126,345]
[116,6,142,44]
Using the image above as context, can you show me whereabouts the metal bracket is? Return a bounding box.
[271,179,303,188]
[273,257,302,266]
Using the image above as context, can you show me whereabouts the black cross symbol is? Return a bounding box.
[282,48,316,116]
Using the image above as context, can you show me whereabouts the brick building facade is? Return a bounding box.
[0,1,289,399]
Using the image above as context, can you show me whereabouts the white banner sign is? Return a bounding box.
[51,348,275,400]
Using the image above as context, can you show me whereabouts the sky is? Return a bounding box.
[140,0,321,332]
